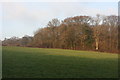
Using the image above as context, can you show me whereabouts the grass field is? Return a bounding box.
[2,46,118,78]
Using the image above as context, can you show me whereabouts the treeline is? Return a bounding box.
[0,40,1,46]
[2,35,33,47]
[2,14,118,53]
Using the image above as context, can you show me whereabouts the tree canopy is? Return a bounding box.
[2,15,118,53]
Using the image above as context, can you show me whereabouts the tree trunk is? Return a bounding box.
[95,38,99,50]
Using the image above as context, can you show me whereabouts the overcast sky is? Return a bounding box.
[0,1,118,40]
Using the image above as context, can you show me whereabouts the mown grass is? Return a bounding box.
[2,46,118,78]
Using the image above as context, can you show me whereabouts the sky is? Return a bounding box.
[0,1,118,40]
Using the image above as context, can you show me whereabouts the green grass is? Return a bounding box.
[2,46,118,78]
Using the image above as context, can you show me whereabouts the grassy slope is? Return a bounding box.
[2,46,118,78]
